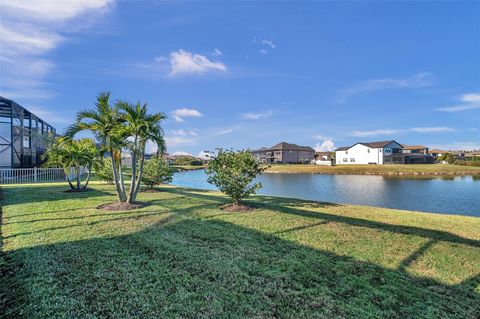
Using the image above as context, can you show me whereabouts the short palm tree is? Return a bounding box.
[43,137,99,191]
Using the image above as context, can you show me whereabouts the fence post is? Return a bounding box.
[34,167,38,183]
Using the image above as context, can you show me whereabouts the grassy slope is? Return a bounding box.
[1,183,479,318]
[264,164,480,175]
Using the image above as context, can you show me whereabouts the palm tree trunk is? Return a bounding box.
[132,144,145,202]
[76,166,81,190]
[83,166,91,189]
[118,155,126,199]
[127,136,138,203]
[110,147,126,202]
[64,168,74,190]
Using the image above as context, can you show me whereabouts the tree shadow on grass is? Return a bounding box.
[0,184,112,207]
[2,217,479,318]
[165,188,480,249]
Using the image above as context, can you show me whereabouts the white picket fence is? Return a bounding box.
[0,167,88,184]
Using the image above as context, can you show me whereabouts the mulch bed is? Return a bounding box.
[97,202,149,211]
[220,203,255,212]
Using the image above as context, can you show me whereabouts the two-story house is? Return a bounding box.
[252,142,315,164]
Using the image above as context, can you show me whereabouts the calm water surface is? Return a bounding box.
[172,170,480,216]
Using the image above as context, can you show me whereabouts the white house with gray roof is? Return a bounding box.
[335,140,404,165]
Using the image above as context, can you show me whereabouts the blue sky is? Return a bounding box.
[1,1,479,155]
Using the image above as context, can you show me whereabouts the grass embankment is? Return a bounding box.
[1,183,479,318]
[264,164,480,176]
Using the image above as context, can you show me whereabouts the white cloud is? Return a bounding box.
[261,40,276,48]
[0,0,113,100]
[314,139,336,152]
[240,110,273,120]
[171,108,203,122]
[352,129,399,137]
[212,48,223,56]
[253,37,276,54]
[410,127,455,133]
[352,127,455,137]
[313,134,330,140]
[437,93,480,112]
[172,151,193,156]
[170,129,198,136]
[168,49,226,76]
[344,72,435,95]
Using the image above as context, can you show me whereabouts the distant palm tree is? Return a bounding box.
[66,92,128,201]
[117,101,166,203]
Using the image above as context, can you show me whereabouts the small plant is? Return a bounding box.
[141,157,173,189]
[95,158,115,184]
[206,149,264,205]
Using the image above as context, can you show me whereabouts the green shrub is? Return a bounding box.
[206,149,264,204]
[95,158,114,184]
[141,157,173,189]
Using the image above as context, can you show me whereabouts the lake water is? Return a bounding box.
[171,170,480,216]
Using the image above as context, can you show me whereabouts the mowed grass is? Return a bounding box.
[264,164,480,176]
[1,183,479,318]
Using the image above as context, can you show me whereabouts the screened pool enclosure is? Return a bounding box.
[0,96,56,168]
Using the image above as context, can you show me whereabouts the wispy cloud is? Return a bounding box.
[239,110,273,120]
[343,72,435,96]
[428,142,480,151]
[0,0,113,100]
[171,108,203,122]
[313,134,331,140]
[165,49,227,77]
[211,48,223,56]
[352,126,455,137]
[436,93,480,112]
[170,129,198,136]
[254,37,276,54]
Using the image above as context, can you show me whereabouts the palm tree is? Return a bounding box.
[117,101,166,203]
[66,92,128,201]
[43,137,99,191]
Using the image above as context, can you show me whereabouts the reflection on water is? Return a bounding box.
[171,170,480,216]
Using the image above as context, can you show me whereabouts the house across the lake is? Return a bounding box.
[0,96,56,168]
[335,140,434,165]
[252,142,315,164]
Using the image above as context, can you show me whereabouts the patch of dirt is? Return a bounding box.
[64,188,94,193]
[220,203,255,212]
[97,201,149,211]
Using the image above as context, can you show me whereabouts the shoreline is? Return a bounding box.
[262,164,480,176]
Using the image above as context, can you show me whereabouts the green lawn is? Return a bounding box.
[264,164,480,176]
[1,183,479,318]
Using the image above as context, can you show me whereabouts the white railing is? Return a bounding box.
[0,167,88,184]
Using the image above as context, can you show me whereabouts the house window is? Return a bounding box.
[345,150,348,154]
[343,158,348,163]
[380,149,382,153]
[350,158,355,162]
[367,148,370,153]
